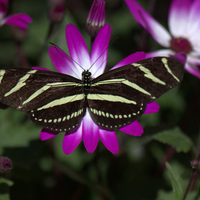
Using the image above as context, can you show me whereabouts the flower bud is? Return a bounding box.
[86,0,105,38]
[0,156,13,173]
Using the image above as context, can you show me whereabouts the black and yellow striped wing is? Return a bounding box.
[0,57,184,132]
[0,68,86,132]
[88,57,184,129]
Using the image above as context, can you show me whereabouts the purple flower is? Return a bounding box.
[38,23,159,154]
[86,0,105,37]
[124,0,200,79]
[0,0,32,29]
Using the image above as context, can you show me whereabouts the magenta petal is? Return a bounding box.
[0,0,9,4]
[99,129,119,154]
[186,0,200,35]
[65,23,90,70]
[119,121,143,136]
[62,127,82,154]
[90,24,111,76]
[169,0,191,37]
[111,52,146,70]
[0,2,7,20]
[170,52,187,66]
[185,63,200,79]
[32,66,51,71]
[144,102,160,114]
[145,49,173,58]
[3,14,32,29]
[40,129,59,140]
[124,0,171,47]
[48,46,78,76]
[82,111,99,153]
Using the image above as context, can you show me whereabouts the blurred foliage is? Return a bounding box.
[0,0,200,200]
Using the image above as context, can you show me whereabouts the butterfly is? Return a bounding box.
[0,57,184,132]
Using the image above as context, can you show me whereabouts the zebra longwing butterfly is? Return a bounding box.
[0,57,184,132]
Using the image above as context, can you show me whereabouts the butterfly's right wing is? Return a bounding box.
[88,57,184,129]
[0,68,86,131]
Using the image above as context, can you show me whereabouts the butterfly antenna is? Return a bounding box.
[49,42,85,77]
[87,37,119,72]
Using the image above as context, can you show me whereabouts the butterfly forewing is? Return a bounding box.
[92,57,184,103]
[0,68,86,131]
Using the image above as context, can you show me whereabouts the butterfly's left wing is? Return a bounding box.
[88,57,184,129]
[0,68,86,132]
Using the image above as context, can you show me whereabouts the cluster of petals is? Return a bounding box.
[86,0,105,37]
[0,0,32,28]
[38,23,159,154]
[124,0,200,79]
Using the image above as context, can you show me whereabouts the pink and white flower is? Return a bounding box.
[39,23,159,154]
[0,0,32,28]
[124,0,200,79]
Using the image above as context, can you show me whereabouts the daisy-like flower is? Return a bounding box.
[86,0,105,38]
[0,0,32,28]
[38,23,159,154]
[124,0,200,79]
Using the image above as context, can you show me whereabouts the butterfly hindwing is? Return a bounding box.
[87,92,146,129]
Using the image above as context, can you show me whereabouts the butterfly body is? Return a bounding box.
[0,57,184,132]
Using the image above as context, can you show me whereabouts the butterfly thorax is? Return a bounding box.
[81,70,92,95]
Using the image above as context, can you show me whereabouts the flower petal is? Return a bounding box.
[124,0,171,47]
[185,62,200,79]
[82,110,99,153]
[119,121,143,136]
[62,126,82,154]
[170,52,187,66]
[168,0,191,37]
[99,129,119,154]
[65,23,90,71]
[0,0,9,4]
[90,24,111,77]
[144,102,159,114]
[186,0,200,37]
[48,46,79,76]
[0,2,7,20]
[2,14,32,29]
[111,52,146,70]
[32,66,51,71]
[145,49,174,58]
[40,129,59,140]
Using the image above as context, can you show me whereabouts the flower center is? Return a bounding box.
[170,37,192,53]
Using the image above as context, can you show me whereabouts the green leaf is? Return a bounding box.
[0,178,14,186]
[152,127,193,153]
[0,109,41,152]
[157,190,175,200]
[166,162,184,200]
[0,193,10,200]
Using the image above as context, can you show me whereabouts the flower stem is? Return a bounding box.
[182,153,200,200]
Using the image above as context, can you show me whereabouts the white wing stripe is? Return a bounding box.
[88,94,137,105]
[0,70,5,84]
[93,79,153,97]
[22,82,79,106]
[37,94,85,111]
[4,70,37,97]
[162,58,180,82]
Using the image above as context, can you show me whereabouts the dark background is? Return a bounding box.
[0,0,200,199]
